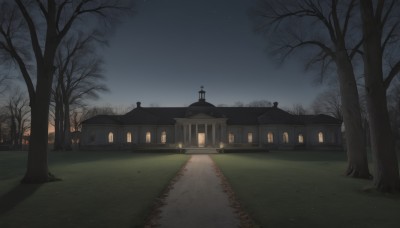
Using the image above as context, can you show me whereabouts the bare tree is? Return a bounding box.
[81,105,116,121]
[360,0,400,192]
[0,105,8,144]
[0,74,8,95]
[287,103,308,115]
[312,87,342,120]
[6,88,30,149]
[52,33,107,151]
[388,80,400,145]
[0,1,131,183]
[230,100,272,107]
[253,0,371,178]
[247,100,272,107]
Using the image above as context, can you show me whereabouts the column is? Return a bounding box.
[212,123,216,145]
[205,124,208,145]
[195,124,198,146]
[174,124,177,144]
[189,124,192,145]
[220,125,224,143]
[183,124,187,145]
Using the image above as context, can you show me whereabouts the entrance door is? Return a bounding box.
[198,133,205,147]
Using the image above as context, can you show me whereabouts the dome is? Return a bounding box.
[188,86,216,107]
[188,100,215,107]
[185,86,222,117]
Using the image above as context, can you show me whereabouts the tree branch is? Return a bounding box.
[384,61,400,90]
[15,0,44,66]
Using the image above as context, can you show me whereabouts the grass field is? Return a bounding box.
[212,151,400,228]
[0,151,188,228]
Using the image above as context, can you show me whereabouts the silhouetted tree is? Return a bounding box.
[247,100,272,107]
[360,0,400,192]
[52,33,107,151]
[230,100,272,107]
[388,81,400,145]
[0,74,8,95]
[0,105,8,144]
[253,0,371,178]
[0,1,131,183]
[81,106,116,121]
[312,87,343,120]
[287,103,308,115]
[6,88,30,149]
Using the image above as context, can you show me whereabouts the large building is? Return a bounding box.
[81,87,342,150]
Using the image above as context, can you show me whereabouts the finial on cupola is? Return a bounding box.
[198,86,206,102]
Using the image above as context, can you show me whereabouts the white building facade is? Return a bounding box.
[81,88,342,150]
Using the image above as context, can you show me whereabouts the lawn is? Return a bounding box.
[0,151,188,228]
[212,151,400,228]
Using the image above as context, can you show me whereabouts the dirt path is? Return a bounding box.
[156,154,240,228]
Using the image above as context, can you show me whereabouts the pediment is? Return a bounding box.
[187,113,215,119]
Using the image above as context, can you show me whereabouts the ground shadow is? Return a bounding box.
[0,183,42,216]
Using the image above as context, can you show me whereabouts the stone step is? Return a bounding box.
[185,148,218,154]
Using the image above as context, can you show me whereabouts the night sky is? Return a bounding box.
[96,0,326,109]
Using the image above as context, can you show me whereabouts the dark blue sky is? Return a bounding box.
[96,0,326,109]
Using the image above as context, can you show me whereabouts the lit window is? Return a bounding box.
[283,132,289,143]
[108,132,114,143]
[228,133,234,144]
[267,132,274,143]
[161,131,167,144]
[248,132,253,143]
[318,132,324,143]
[146,131,151,143]
[298,134,304,144]
[127,132,132,143]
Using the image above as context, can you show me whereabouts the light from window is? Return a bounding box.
[283,132,289,143]
[146,131,151,143]
[228,133,234,144]
[248,132,253,143]
[127,132,132,143]
[161,131,167,144]
[267,132,274,143]
[298,134,304,144]
[108,132,114,143]
[318,132,324,143]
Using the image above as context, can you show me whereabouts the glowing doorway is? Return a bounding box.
[198,133,205,147]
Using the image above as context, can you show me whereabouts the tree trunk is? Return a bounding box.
[360,0,400,192]
[21,75,52,183]
[53,87,63,150]
[21,60,58,183]
[336,51,371,178]
[63,100,72,150]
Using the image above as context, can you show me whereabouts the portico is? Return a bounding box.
[175,116,227,148]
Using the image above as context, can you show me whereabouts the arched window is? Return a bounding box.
[298,134,304,144]
[161,131,167,144]
[248,132,253,143]
[318,132,324,143]
[228,133,234,144]
[146,131,151,143]
[127,132,132,143]
[267,132,274,143]
[108,132,114,143]
[283,132,289,143]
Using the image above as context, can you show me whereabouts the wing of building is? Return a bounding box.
[81,88,342,150]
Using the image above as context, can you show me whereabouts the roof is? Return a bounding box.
[82,106,342,126]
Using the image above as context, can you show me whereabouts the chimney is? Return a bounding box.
[136,102,141,108]
[273,102,278,108]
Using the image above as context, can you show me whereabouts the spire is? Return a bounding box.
[198,86,206,102]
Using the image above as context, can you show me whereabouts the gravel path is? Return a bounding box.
[157,154,240,228]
